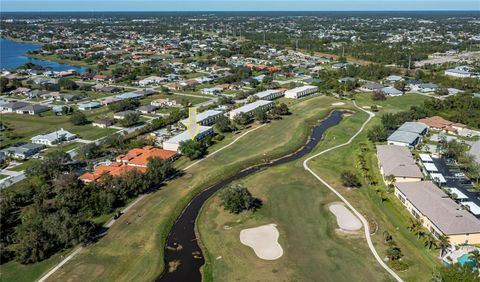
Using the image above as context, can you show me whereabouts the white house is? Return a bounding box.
[163,126,214,152]
[138,76,167,86]
[180,110,223,126]
[229,100,274,119]
[284,85,318,99]
[151,98,177,107]
[253,89,284,100]
[31,129,76,146]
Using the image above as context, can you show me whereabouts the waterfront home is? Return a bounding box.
[31,129,76,146]
[163,126,214,152]
[376,145,423,183]
[395,181,480,244]
[284,85,318,99]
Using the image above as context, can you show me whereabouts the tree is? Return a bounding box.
[146,157,176,185]
[435,88,449,96]
[424,233,437,250]
[469,249,480,270]
[340,171,361,188]
[58,78,78,90]
[433,264,480,282]
[367,125,387,142]
[394,81,406,93]
[214,116,235,133]
[386,245,403,261]
[372,91,386,101]
[77,143,102,160]
[254,110,268,123]
[220,185,262,214]
[119,113,140,127]
[233,112,251,125]
[178,140,206,160]
[108,99,140,113]
[0,77,10,93]
[69,111,89,125]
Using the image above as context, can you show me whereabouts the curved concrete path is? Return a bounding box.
[302,101,403,282]
[37,124,267,282]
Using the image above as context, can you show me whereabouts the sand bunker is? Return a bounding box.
[240,224,283,260]
[332,102,346,106]
[329,204,362,231]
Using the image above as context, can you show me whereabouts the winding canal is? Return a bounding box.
[158,111,343,282]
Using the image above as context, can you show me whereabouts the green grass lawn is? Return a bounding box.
[140,93,210,106]
[0,109,118,147]
[353,92,429,113]
[39,95,348,282]
[9,159,41,172]
[0,174,8,180]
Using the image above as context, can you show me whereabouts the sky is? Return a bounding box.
[1,0,479,12]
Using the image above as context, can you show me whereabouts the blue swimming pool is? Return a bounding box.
[458,254,476,269]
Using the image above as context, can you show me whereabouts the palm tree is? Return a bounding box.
[424,233,437,249]
[383,230,392,244]
[412,221,425,239]
[408,219,419,232]
[469,249,480,269]
[438,235,450,257]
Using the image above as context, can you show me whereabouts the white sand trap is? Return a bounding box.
[240,224,283,260]
[362,106,371,109]
[329,204,362,231]
[332,102,346,106]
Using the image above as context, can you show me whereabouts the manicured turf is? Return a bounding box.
[140,93,210,106]
[1,109,117,147]
[353,92,429,113]
[0,174,8,180]
[198,95,440,282]
[40,95,345,282]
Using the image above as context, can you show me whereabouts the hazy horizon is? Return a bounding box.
[2,0,479,12]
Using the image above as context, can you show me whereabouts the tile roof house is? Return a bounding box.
[376,145,423,183]
[418,116,466,134]
[395,181,480,244]
[79,146,177,182]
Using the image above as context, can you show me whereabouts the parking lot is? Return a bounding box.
[432,157,479,216]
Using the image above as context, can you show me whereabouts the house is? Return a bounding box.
[376,145,423,183]
[116,92,143,100]
[447,88,464,95]
[79,146,177,183]
[381,87,403,97]
[229,100,274,119]
[1,101,30,112]
[114,110,137,120]
[418,116,466,134]
[94,85,122,93]
[361,82,384,92]
[15,104,50,115]
[100,96,120,105]
[78,101,101,111]
[384,75,404,83]
[151,98,177,107]
[133,89,156,96]
[387,130,422,148]
[202,87,222,95]
[338,77,356,84]
[394,181,480,244]
[397,122,428,136]
[284,85,318,99]
[31,129,76,146]
[138,76,167,86]
[138,105,157,114]
[1,143,44,160]
[163,126,214,152]
[416,83,439,93]
[253,89,284,100]
[181,110,223,126]
[92,118,114,128]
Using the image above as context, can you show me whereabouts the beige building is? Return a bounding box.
[376,145,423,183]
[395,181,480,245]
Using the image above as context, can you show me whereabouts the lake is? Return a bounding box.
[0,38,89,73]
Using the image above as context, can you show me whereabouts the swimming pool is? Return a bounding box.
[458,254,476,269]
